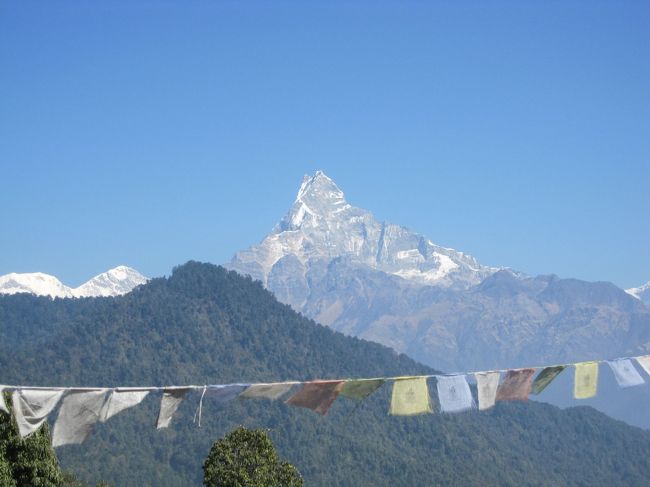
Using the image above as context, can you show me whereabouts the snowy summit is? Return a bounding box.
[626,281,650,304]
[230,170,498,290]
[0,266,148,299]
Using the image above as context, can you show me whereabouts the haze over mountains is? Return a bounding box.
[0,266,148,298]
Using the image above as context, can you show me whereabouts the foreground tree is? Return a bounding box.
[203,427,302,487]
[0,392,64,486]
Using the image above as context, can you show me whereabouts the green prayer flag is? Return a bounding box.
[389,377,432,416]
[574,362,599,399]
[340,379,385,400]
[532,366,566,395]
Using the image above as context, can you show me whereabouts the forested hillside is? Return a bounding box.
[1,262,650,486]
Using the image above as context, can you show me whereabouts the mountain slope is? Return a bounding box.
[322,270,650,372]
[0,265,148,298]
[2,262,650,486]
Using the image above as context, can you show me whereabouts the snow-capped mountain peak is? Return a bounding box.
[74,266,149,297]
[231,170,499,293]
[626,281,650,304]
[276,170,351,232]
[0,272,74,298]
[0,266,148,299]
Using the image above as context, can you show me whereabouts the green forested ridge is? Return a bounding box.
[1,261,650,486]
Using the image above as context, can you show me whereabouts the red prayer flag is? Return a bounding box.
[285,380,345,415]
[496,368,535,402]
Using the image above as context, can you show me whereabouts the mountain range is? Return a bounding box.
[3,262,650,486]
[0,266,148,298]
[3,171,649,429]
[229,171,650,427]
[229,171,650,370]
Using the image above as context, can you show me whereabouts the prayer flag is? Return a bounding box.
[12,389,64,438]
[53,389,109,447]
[475,372,500,411]
[285,380,345,416]
[99,389,150,422]
[340,379,385,400]
[205,384,250,403]
[194,384,251,426]
[574,362,599,399]
[156,387,191,429]
[532,366,566,395]
[436,375,474,413]
[240,382,300,400]
[0,387,7,414]
[496,369,535,402]
[607,359,645,388]
[389,377,432,416]
[634,355,650,376]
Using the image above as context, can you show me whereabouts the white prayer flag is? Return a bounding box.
[156,387,191,429]
[0,387,8,414]
[475,372,500,411]
[12,389,64,438]
[634,355,650,376]
[240,382,299,400]
[52,389,109,447]
[205,384,250,403]
[436,375,474,413]
[99,389,150,422]
[607,359,645,388]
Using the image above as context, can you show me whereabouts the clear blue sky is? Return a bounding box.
[1,1,648,289]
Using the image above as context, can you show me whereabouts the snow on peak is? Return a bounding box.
[0,272,73,298]
[0,266,148,299]
[296,170,343,202]
[232,170,498,289]
[277,171,351,231]
[73,266,149,297]
[626,281,650,303]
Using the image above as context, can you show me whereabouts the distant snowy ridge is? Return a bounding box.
[231,170,500,292]
[0,266,148,298]
[626,281,650,303]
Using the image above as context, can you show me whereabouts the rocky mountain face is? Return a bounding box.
[627,281,650,304]
[331,270,650,372]
[0,265,148,298]
[231,170,498,307]
[229,171,650,428]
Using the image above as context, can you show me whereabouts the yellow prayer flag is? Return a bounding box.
[574,361,599,399]
[389,377,432,416]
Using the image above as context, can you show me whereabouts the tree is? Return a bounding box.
[0,392,64,486]
[203,427,302,487]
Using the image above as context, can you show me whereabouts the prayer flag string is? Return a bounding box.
[3,353,650,445]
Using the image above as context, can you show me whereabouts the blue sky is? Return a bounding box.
[1,1,648,288]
